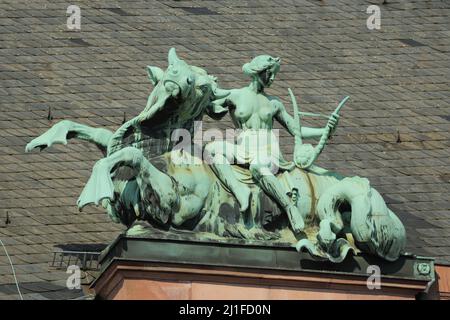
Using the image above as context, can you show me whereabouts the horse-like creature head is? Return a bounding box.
[136,48,227,131]
[106,48,229,155]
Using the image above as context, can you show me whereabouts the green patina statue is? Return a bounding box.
[203,55,339,235]
[25,48,406,263]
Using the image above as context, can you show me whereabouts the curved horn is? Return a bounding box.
[168,47,181,65]
[288,88,302,145]
[333,95,349,115]
[307,95,350,167]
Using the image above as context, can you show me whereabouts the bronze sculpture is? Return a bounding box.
[26,48,406,263]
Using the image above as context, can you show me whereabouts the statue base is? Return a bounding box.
[90,234,435,300]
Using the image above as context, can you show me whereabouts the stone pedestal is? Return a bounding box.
[91,235,435,300]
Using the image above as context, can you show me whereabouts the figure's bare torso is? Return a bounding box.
[228,87,279,130]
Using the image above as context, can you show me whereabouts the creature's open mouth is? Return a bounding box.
[136,93,180,132]
[164,80,181,98]
[135,79,185,127]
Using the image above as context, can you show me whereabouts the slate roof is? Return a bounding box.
[0,0,449,299]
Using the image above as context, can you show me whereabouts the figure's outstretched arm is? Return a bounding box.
[206,100,229,120]
[272,99,325,139]
[25,120,113,153]
[206,90,235,120]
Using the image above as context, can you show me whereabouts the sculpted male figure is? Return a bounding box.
[205,55,339,233]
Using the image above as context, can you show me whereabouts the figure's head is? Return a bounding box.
[294,144,316,169]
[243,55,281,88]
